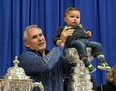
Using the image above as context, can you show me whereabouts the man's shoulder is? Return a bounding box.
[18,51,38,58]
[20,51,36,55]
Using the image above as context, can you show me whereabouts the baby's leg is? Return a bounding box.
[69,40,96,73]
[87,41,111,71]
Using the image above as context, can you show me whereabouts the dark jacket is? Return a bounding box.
[53,25,88,47]
[97,82,116,91]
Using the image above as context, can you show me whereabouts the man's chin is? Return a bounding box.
[38,46,46,51]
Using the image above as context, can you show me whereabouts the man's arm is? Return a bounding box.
[18,46,64,74]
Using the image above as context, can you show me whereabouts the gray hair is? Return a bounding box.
[23,25,42,41]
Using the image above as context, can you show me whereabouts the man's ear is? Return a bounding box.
[24,41,30,48]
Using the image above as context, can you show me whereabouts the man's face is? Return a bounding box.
[25,27,46,52]
[64,10,80,26]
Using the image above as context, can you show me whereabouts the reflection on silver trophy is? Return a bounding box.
[64,48,94,91]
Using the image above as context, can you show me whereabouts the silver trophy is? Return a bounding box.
[64,48,94,91]
[0,56,44,91]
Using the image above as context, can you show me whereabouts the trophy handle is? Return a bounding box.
[32,82,44,91]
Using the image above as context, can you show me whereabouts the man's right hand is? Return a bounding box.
[60,26,74,47]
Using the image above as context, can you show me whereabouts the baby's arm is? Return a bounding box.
[86,31,92,38]
[56,26,74,46]
[53,26,74,46]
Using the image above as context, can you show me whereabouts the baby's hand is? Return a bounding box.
[86,31,92,38]
[56,40,63,46]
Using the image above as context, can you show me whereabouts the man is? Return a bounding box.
[18,25,74,91]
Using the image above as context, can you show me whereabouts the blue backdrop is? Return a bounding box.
[0,0,116,86]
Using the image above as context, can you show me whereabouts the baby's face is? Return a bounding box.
[64,10,80,27]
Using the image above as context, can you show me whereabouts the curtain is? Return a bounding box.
[0,0,116,86]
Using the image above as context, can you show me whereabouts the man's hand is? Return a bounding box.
[60,26,74,46]
[56,40,63,46]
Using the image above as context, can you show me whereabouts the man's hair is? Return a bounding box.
[64,7,80,17]
[106,65,116,84]
[23,25,42,41]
